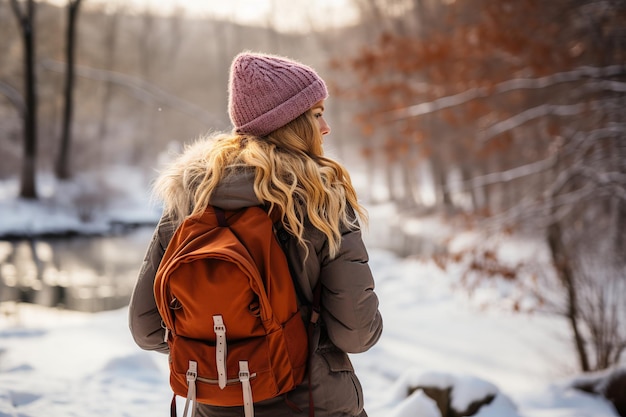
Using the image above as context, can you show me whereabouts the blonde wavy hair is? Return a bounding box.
[154,109,367,259]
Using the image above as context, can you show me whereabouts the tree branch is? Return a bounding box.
[448,123,625,195]
[565,123,626,150]
[453,155,557,189]
[0,81,25,117]
[479,99,620,142]
[485,183,597,230]
[585,79,626,93]
[579,167,626,200]
[41,59,222,127]
[9,0,25,22]
[383,65,626,121]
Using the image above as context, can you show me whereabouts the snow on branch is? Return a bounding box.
[580,167,626,200]
[41,59,222,127]
[585,79,626,93]
[481,104,583,141]
[450,124,624,190]
[384,65,625,122]
[479,99,619,142]
[453,155,557,189]
[384,87,484,121]
[564,124,626,155]
[484,182,597,230]
[492,66,625,92]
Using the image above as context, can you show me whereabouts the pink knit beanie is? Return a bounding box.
[228,52,328,137]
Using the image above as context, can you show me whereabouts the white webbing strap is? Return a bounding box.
[182,360,198,417]
[238,361,254,417]
[213,315,227,389]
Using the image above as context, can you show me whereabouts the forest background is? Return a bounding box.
[0,0,625,397]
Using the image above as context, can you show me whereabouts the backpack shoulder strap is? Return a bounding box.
[273,217,321,417]
[273,220,310,307]
[213,206,229,227]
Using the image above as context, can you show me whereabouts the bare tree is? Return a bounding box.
[337,0,626,371]
[133,6,159,166]
[9,0,38,199]
[96,3,122,163]
[55,0,83,180]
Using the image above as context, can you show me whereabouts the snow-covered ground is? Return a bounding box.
[0,170,622,417]
[0,252,619,417]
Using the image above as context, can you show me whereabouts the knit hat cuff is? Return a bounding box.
[235,78,328,137]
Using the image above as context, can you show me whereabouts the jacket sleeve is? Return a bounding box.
[318,226,383,354]
[128,215,173,354]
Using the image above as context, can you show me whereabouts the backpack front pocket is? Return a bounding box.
[169,334,276,406]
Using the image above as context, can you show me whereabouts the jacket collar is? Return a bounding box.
[208,168,262,210]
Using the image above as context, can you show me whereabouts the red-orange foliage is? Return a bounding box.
[332,0,621,214]
[335,0,626,372]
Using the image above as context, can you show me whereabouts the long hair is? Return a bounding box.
[153,109,367,259]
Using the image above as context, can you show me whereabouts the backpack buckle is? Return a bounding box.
[239,368,250,381]
[238,361,254,417]
[186,361,198,383]
[183,361,198,417]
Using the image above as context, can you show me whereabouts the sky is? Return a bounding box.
[44,0,361,33]
[0,168,623,417]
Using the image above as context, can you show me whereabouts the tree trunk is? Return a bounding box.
[547,221,591,372]
[385,160,398,203]
[459,164,479,212]
[400,160,422,208]
[615,199,626,258]
[610,134,626,258]
[96,8,119,165]
[430,153,452,209]
[55,0,82,180]
[134,8,157,166]
[10,0,38,199]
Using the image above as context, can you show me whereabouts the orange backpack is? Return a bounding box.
[154,206,309,417]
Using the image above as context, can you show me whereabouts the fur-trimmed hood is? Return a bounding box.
[155,139,263,216]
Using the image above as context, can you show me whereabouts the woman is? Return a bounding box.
[129,51,383,417]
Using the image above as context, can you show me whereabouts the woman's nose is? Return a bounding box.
[320,118,331,136]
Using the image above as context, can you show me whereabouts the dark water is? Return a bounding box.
[0,227,154,313]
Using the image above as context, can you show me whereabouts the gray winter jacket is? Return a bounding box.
[128,169,383,417]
